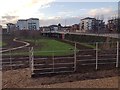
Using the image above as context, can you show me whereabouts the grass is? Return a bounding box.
[0,41,6,47]
[7,38,76,56]
[4,38,96,56]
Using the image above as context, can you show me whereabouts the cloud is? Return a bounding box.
[0,0,54,27]
[40,16,80,26]
[41,4,51,9]
[2,16,19,20]
[27,0,54,7]
[88,8,113,17]
[1,15,19,26]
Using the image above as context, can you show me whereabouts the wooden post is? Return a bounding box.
[53,51,55,73]
[116,41,119,67]
[29,47,34,75]
[32,47,34,73]
[74,42,77,72]
[29,47,31,69]
[96,42,98,70]
[9,50,12,70]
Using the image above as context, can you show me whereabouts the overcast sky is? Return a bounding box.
[0,0,119,27]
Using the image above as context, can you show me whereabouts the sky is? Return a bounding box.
[0,0,119,27]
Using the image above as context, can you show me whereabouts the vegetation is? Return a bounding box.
[27,38,75,56]
[65,34,107,43]
[0,42,6,47]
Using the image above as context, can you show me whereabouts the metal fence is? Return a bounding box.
[30,41,120,76]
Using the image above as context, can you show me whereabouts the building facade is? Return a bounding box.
[27,18,39,30]
[107,18,118,33]
[16,20,27,30]
[70,24,79,32]
[80,17,105,33]
[16,18,39,30]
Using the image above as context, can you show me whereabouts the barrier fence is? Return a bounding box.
[29,41,120,76]
[1,42,120,76]
[1,47,29,71]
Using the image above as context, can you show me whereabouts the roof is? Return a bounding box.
[81,17,96,20]
[7,23,15,25]
[28,18,39,20]
[49,25,58,27]
[18,19,27,21]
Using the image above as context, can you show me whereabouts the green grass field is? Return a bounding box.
[3,38,95,56]
[26,38,75,56]
[0,41,6,47]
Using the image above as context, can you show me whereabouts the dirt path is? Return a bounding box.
[2,68,119,88]
[1,38,30,53]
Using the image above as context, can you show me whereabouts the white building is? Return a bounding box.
[16,20,27,30]
[49,25,58,32]
[16,18,39,30]
[27,18,39,30]
[80,17,105,33]
[80,17,96,32]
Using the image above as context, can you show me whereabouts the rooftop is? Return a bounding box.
[81,17,96,20]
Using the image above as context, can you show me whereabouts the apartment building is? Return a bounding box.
[27,18,39,30]
[16,18,40,30]
[16,20,27,30]
[70,24,80,32]
[107,18,118,33]
[80,17,105,33]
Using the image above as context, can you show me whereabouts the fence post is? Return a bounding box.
[52,51,55,73]
[29,47,34,74]
[9,50,12,70]
[29,47,31,69]
[96,42,98,70]
[74,42,77,72]
[116,41,119,68]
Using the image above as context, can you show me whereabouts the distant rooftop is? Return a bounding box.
[18,19,27,21]
[7,23,15,25]
[81,17,96,20]
[28,18,39,20]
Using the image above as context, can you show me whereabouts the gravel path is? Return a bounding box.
[2,68,119,88]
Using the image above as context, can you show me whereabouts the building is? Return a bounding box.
[27,18,39,30]
[16,20,27,30]
[80,17,105,33]
[61,26,71,32]
[70,24,80,32]
[16,18,40,30]
[80,17,96,32]
[6,23,16,33]
[49,25,58,32]
[107,18,118,33]
[40,26,50,32]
